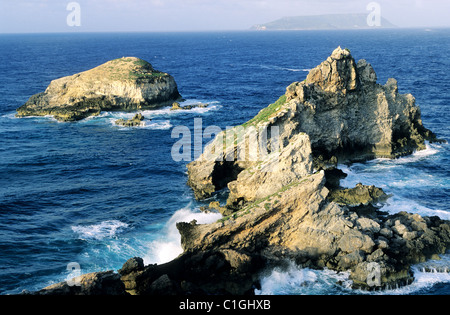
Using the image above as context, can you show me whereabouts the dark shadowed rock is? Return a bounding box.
[30,271,127,296]
[115,113,146,127]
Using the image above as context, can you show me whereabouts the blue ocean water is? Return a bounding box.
[0,29,449,295]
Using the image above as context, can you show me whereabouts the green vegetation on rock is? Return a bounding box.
[242,94,287,127]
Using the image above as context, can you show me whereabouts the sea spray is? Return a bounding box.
[144,204,222,265]
[255,262,352,295]
[71,220,129,241]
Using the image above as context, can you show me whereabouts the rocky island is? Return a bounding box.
[30,47,449,295]
[16,57,181,122]
[251,14,396,31]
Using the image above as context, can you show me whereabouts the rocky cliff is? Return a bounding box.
[187,47,441,203]
[16,57,181,121]
[178,47,449,292]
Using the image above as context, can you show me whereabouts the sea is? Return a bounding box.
[0,29,449,295]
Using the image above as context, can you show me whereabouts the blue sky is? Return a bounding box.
[0,0,449,33]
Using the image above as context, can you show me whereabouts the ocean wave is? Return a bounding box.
[111,118,173,130]
[140,100,221,117]
[260,64,311,73]
[71,220,129,241]
[143,204,222,265]
[380,196,450,220]
[366,142,441,166]
[1,113,19,120]
[255,262,352,295]
[255,256,450,295]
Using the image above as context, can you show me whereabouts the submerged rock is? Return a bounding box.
[115,113,146,127]
[170,102,209,111]
[16,57,181,122]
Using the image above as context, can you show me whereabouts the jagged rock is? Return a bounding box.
[118,250,261,295]
[178,47,449,292]
[227,133,314,208]
[328,183,389,207]
[30,271,127,295]
[171,102,209,111]
[115,113,146,127]
[16,57,181,121]
[177,172,450,291]
[119,257,145,275]
[187,46,442,202]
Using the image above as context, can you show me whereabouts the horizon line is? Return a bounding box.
[1,26,450,35]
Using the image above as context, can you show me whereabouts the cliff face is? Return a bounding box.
[287,47,437,160]
[16,57,181,121]
[187,47,440,202]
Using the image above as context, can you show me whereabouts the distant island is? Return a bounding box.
[251,14,396,31]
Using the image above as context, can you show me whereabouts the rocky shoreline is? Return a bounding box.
[28,47,449,295]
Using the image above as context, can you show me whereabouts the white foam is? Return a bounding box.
[143,204,222,265]
[256,257,450,295]
[77,99,220,129]
[142,120,173,130]
[1,113,19,119]
[390,143,440,164]
[140,100,221,117]
[255,64,311,73]
[367,255,450,295]
[255,262,352,295]
[71,220,129,241]
[112,118,173,130]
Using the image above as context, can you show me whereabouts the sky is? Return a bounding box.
[0,0,449,33]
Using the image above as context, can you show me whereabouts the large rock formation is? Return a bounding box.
[16,57,181,121]
[187,47,441,202]
[177,47,449,292]
[177,172,450,291]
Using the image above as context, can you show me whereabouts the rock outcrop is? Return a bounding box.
[171,102,209,111]
[28,271,127,295]
[115,113,146,127]
[187,46,441,202]
[178,47,449,292]
[178,172,450,291]
[16,57,181,122]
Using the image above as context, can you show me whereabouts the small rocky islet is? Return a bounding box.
[16,57,182,122]
[26,47,449,295]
